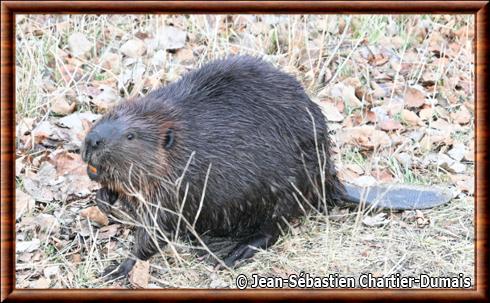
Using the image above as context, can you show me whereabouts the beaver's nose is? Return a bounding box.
[85,132,104,150]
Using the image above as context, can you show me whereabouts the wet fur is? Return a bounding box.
[83,56,346,275]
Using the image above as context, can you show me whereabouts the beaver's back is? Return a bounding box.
[145,56,343,236]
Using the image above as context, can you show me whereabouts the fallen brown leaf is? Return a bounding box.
[400,109,423,127]
[404,87,426,108]
[451,105,472,125]
[16,189,36,220]
[51,96,76,116]
[49,150,86,176]
[129,260,150,288]
[80,206,109,226]
[380,118,403,131]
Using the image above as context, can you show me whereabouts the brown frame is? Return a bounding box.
[1,1,488,301]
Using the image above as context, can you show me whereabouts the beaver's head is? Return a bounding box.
[81,99,177,192]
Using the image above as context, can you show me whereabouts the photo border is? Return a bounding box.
[1,1,488,301]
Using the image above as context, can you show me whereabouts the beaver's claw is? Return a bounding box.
[102,258,136,281]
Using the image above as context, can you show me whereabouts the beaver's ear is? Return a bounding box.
[164,128,174,150]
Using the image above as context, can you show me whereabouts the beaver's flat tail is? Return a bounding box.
[341,182,453,210]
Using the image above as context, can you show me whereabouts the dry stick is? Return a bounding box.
[313,18,330,90]
[388,25,414,105]
[306,108,328,212]
[192,163,212,229]
[120,165,184,272]
[110,154,229,271]
[328,33,365,87]
[316,16,351,88]
[142,200,231,271]
[303,18,315,90]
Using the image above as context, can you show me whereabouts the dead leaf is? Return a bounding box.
[98,224,120,240]
[80,206,109,226]
[121,39,146,58]
[449,174,474,195]
[59,64,83,83]
[436,153,466,174]
[320,102,344,122]
[51,96,76,116]
[175,48,194,64]
[362,213,390,227]
[464,143,474,162]
[400,109,423,126]
[395,152,412,168]
[415,210,430,228]
[49,150,86,176]
[16,239,41,253]
[68,32,92,57]
[368,53,390,66]
[404,87,426,108]
[100,52,122,74]
[57,112,100,134]
[71,254,82,264]
[155,26,187,50]
[419,107,434,121]
[129,260,150,288]
[16,189,36,220]
[451,105,472,125]
[371,81,387,98]
[337,125,391,149]
[345,163,364,175]
[43,265,60,279]
[31,121,56,145]
[380,118,402,131]
[21,213,61,240]
[17,117,35,138]
[373,169,394,183]
[34,277,51,288]
[448,143,466,162]
[91,85,121,112]
[23,162,57,202]
[16,157,25,176]
[352,175,377,187]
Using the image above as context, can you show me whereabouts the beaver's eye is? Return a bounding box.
[164,128,174,149]
[126,133,134,140]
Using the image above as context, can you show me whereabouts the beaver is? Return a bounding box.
[81,56,451,279]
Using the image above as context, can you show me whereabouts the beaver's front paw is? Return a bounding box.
[102,258,136,281]
[95,187,118,215]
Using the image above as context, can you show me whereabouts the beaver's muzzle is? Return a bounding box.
[82,131,106,180]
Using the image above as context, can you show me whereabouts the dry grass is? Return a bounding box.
[15,14,474,288]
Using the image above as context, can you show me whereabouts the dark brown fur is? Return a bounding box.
[81,56,345,278]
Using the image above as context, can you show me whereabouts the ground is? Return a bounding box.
[15,14,474,288]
